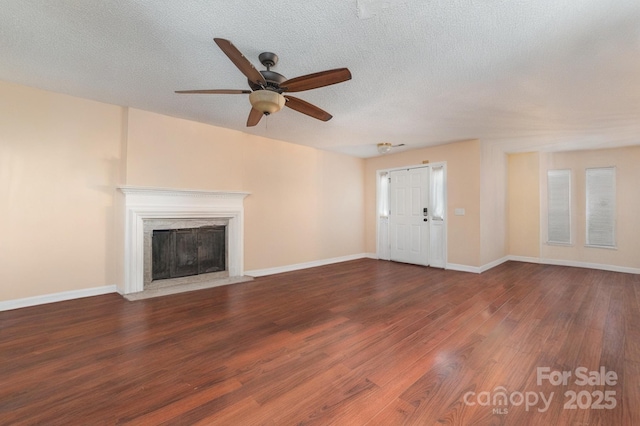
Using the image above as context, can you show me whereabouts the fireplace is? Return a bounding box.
[119,186,250,297]
[142,218,230,291]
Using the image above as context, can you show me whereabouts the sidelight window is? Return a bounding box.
[379,171,389,217]
[431,165,445,221]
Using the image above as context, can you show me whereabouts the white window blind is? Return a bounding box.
[547,169,571,244]
[586,167,616,247]
[431,166,444,221]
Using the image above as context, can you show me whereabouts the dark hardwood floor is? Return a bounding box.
[1,259,639,425]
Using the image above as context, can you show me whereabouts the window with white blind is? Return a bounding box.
[586,167,616,248]
[547,169,572,244]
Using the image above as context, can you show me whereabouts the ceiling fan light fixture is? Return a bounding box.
[249,90,285,114]
[377,142,393,154]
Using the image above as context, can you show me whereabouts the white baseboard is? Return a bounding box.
[480,256,510,273]
[479,255,640,275]
[533,257,640,275]
[245,253,370,277]
[446,254,640,275]
[0,285,117,312]
[445,263,482,274]
[508,255,541,264]
[445,257,509,274]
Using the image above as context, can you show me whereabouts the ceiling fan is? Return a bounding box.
[176,38,352,127]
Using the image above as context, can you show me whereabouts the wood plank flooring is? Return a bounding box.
[1,259,639,425]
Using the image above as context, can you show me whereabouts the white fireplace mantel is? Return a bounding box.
[119,186,250,295]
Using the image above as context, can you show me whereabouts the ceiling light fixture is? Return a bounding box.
[377,143,393,154]
[377,142,406,154]
[249,89,286,115]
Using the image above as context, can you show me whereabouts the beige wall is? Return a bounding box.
[126,109,245,190]
[364,139,482,267]
[507,152,540,258]
[0,83,364,303]
[540,146,640,269]
[126,109,365,271]
[4,79,637,304]
[0,81,126,301]
[479,142,508,266]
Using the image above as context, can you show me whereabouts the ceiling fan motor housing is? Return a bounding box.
[249,69,287,92]
[247,51,285,92]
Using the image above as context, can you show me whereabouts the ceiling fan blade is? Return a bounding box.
[284,96,332,121]
[247,107,263,127]
[214,38,266,86]
[175,89,251,94]
[281,68,352,93]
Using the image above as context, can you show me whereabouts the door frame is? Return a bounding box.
[376,162,447,267]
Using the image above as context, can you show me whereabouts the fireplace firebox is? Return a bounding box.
[152,226,226,281]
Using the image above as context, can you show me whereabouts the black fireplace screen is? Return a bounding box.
[152,226,226,281]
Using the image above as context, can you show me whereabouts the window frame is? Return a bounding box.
[546,169,572,246]
[585,166,617,249]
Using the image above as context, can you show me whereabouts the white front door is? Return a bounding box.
[389,167,430,266]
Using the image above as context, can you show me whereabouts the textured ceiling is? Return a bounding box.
[1,0,639,157]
